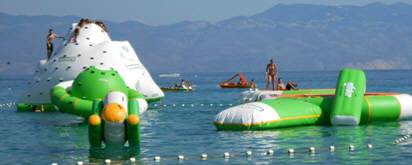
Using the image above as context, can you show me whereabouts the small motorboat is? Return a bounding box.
[161,80,193,92]
[219,73,252,88]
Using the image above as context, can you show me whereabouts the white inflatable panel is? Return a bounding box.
[242,90,283,103]
[104,122,125,145]
[55,80,74,89]
[136,98,148,114]
[214,102,280,125]
[104,91,128,111]
[331,116,359,126]
[394,94,412,120]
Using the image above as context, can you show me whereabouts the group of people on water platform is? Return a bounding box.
[265,58,297,91]
[46,18,107,61]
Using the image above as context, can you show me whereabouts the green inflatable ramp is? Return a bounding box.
[331,68,366,126]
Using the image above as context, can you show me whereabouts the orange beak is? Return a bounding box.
[102,103,126,123]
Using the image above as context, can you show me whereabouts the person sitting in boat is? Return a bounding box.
[174,80,183,88]
[265,58,278,90]
[182,79,193,89]
[286,81,298,90]
[277,78,286,90]
[250,79,256,89]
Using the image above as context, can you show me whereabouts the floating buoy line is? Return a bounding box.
[393,130,412,144]
[0,101,237,112]
[151,102,235,109]
[0,101,16,111]
[47,144,383,164]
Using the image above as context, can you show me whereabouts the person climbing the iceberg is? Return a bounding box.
[46,29,64,61]
[265,58,278,90]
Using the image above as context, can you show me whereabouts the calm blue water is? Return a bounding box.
[1,70,412,164]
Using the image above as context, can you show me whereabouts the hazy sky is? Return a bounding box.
[0,0,411,25]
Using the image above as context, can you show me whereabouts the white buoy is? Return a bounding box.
[309,147,316,153]
[200,104,204,106]
[77,161,84,165]
[154,156,161,161]
[172,104,176,107]
[246,150,252,156]
[51,163,58,165]
[367,144,373,149]
[104,159,111,164]
[178,155,185,160]
[349,144,355,151]
[182,104,185,107]
[191,104,194,107]
[210,104,214,107]
[163,104,167,107]
[329,145,335,152]
[288,148,295,154]
[266,149,274,155]
[130,157,136,163]
[219,104,223,107]
[223,152,230,158]
[201,154,208,160]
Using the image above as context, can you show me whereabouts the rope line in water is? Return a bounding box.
[151,103,235,108]
[52,144,376,165]
[0,101,16,111]
[393,131,412,144]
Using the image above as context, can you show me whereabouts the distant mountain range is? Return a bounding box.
[1,3,412,75]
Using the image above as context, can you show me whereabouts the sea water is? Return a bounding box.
[0,70,412,164]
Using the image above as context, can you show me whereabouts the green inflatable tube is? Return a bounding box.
[88,100,103,148]
[214,94,412,130]
[331,68,366,125]
[127,99,140,147]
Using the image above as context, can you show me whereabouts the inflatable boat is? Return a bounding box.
[219,73,252,88]
[214,68,412,130]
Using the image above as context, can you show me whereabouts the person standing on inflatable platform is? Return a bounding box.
[46,29,64,61]
[265,58,278,90]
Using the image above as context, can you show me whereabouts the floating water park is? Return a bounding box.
[215,69,412,130]
[12,21,412,147]
[2,11,412,164]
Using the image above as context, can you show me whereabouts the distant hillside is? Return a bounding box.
[1,3,412,75]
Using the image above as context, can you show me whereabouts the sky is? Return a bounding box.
[0,0,411,26]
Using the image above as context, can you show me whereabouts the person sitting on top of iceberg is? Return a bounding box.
[46,29,64,60]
